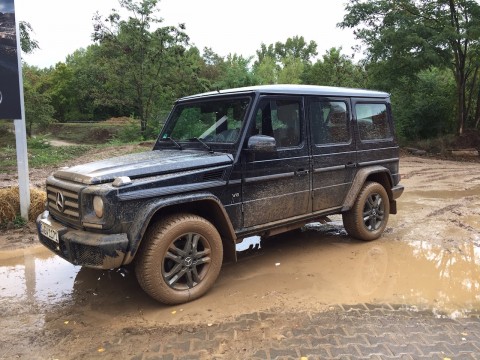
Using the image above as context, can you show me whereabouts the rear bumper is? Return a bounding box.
[36,211,129,269]
[389,184,404,214]
[391,185,404,200]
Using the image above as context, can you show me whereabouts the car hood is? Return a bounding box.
[54,150,233,185]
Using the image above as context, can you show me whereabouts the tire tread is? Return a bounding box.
[135,213,223,304]
[342,181,389,241]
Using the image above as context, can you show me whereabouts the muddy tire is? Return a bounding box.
[342,181,390,241]
[135,213,223,305]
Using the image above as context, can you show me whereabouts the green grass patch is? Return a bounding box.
[29,144,93,167]
[0,142,93,173]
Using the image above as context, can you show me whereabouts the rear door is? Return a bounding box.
[352,99,399,175]
[307,96,357,211]
[242,96,311,227]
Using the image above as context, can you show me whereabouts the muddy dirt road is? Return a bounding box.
[1,156,480,359]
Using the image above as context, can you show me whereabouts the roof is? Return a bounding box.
[178,84,389,101]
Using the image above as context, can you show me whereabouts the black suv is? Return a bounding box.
[37,85,404,304]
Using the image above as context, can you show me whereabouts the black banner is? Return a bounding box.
[0,0,22,119]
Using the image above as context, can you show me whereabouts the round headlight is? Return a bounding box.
[93,196,104,218]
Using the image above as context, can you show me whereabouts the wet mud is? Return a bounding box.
[1,156,480,358]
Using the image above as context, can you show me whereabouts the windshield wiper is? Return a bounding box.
[189,137,213,153]
[163,136,182,150]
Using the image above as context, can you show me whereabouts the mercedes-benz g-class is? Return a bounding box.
[37,85,404,304]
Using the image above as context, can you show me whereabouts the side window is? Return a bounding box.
[356,103,392,140]
[310,101,349,145]
[253,99,301,148]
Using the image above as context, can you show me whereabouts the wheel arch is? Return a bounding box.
[342,166,394,212]
[124,193,237,265]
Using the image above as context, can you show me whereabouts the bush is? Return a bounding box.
[392,68,456,140]
[28,136,51,149]
[113,117,143,143]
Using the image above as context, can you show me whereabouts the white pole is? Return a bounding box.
[14,3,30,221]
[14,119,30,220]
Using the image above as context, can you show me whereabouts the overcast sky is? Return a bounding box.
[14,0,359,69]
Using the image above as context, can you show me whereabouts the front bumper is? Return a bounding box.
[36,211,129,269]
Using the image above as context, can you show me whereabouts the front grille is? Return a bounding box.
[47,184,81,225]
[70,243,103,267]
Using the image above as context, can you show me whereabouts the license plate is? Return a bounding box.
[41,221,59,243]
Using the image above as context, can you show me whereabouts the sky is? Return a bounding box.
[14,0,360,69]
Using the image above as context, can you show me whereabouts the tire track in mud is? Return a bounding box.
[393,157,480,248]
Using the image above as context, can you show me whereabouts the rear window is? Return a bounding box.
[356,103,392,140]
[310,100,350,145]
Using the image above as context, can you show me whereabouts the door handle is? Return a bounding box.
[295,169,310,176]
[345,162,357,169]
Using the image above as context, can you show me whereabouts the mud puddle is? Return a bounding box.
[1,222,479,330]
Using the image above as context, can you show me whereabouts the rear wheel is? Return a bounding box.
[342,181,390,241]
[135,213,223,304]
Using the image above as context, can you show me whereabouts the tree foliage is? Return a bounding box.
[340,0,480,134]
[19,21,39,54]
[392,68,456,140]
[23,65,55,136]
[302,48,367,88]
[254,36,318,85]
[21,0,477,144]
[256,36,317,64]
[92,0,192,135]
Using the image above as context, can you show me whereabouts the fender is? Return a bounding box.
[342,166,393,212]
[123,192,237,264]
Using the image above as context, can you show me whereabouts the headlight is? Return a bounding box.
[93,196,104,218]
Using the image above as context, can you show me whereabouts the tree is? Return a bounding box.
[197,47,227,90]
[18,25,54,136]
[340,0,480,135]
[255,36,317,65]
[19,21,39,54]
[23,65,55,136]
[392,68,456,140]
[214,54,258,89]
[254,55,278,84]
[254,36,318,84]
[301,47,367,88]
[277,56,304,84]
[93,0,190,136]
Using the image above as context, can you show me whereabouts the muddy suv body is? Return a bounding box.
[37,85,404,304]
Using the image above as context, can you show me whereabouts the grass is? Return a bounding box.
[0,121,122,172]
[0,142,94,172]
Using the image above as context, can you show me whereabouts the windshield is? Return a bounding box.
[162,97,251,143]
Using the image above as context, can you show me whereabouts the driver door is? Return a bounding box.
[241,96,311,228]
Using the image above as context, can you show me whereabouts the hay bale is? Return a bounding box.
[29,188,47,220]
[0,187,19,223]
[0,186,46,223]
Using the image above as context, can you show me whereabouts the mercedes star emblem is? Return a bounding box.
[56,192,65,212]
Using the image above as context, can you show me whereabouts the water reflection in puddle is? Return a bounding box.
[0,249,80,303]
[0,223,479,318]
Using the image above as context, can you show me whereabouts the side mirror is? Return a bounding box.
[247,135,276,153]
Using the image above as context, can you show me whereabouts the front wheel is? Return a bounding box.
[342,181,390,241]
[135,214,223,304]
